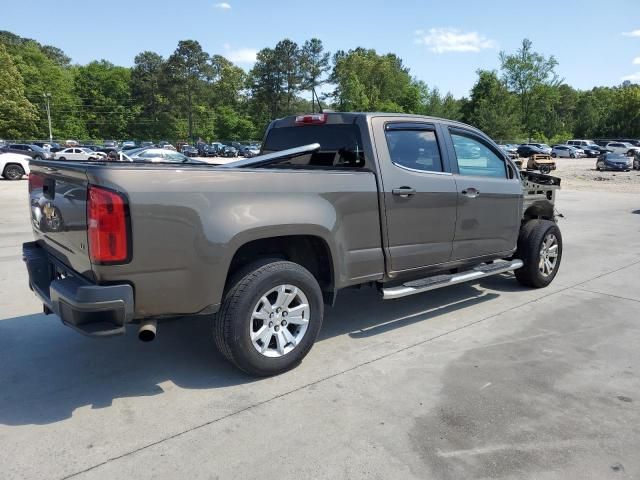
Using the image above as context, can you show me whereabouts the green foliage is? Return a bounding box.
[0,31,638,144]
[0,44,38,137]
[330,48,420,112]
[499,39,560,140]
[462,70,520,140]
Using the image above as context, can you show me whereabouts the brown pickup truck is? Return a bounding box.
[24,113,562,376]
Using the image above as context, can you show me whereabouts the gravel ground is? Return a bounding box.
[529,157,640,193]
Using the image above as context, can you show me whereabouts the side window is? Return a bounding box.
[385,128,443,173]
[451,132,507,179]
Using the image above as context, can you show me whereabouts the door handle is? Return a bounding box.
[461,187,480,198]
[392,187,416,197]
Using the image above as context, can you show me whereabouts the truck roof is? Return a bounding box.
[269,112,493,143]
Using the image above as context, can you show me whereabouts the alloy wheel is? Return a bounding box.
[539,233,559,277]
[250,284,310,358]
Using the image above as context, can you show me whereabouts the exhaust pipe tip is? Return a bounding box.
[138,320,157,342]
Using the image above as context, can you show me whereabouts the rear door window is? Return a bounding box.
[384,127,443,173]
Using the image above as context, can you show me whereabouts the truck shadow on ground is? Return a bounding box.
[0,277,518,426]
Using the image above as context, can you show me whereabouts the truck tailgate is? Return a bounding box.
[28,162,94,280]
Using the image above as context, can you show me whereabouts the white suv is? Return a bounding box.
[567,139,596,148]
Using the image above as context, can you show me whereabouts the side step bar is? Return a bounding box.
[382,259,523,300]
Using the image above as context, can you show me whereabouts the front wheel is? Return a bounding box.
[213,260,324,376]
[539,165,551,174]
[58,156,66,161]
[634,159,640,170]
[551,153,557,158]
[2,164,25,180]
[515,220,562,288]
[596,161,605,171]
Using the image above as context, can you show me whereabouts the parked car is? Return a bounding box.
[23,112,563,376]
[103,140,118,148]
[499,144,518,155]
[239,145,260,158]
[551,145,577,158]
[220,145,238,157]
[524,143,552,154]
[596,152,632,171]
[182,146,199,157]
[604,142,640,156]
[126,147,205,163]
[499,145,518,160]
[517,145,545,157]
[580,145,602,158]
[55,147,104,161]
[122,140,137,149]
[0,144,53,160]
[525,154,556,174]
[0,152,30,180]
[567,139,596,148]
[633,153,640,170]
[140,141,154,148]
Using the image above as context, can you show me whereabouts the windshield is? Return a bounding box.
[263,124,365,168]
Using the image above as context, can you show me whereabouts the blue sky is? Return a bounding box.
[3,0,640,97]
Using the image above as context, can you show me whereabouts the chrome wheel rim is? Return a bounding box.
[250,284,310,358]
[539,233,559,277]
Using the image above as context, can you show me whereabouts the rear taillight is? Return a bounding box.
[87,185,130,264]
[295,113,327,125]
[28,173,44,192]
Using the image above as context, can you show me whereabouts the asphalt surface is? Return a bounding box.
[1,179,639,480]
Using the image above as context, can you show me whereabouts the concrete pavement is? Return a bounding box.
[0,180,639,479]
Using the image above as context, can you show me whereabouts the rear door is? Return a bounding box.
[371,117,457,273]
[445,127,522,260]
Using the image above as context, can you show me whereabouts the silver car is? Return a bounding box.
[605,142,640,156]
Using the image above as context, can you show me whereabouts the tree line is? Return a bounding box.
[1,30,639,143]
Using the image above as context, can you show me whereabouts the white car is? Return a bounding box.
[0,152,30,180]
[605,142,640,155]
[55,147,104,161]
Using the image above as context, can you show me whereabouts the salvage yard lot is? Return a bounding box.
[1,167,640,479]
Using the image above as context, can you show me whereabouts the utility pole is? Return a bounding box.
[43,93,52,144]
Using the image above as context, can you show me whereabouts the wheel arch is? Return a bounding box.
[224,232,337,305]
[523,199,555,222]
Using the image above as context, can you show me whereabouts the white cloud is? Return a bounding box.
[633,57,640,65]
[225,47,257,64]
[621,72,640,81]
[622,30,640,37]
[415,28,497,53]
[214,2,231,9]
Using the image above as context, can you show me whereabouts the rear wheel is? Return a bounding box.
[2,164,25,180]
[213,260,324,376]
[515,220,562,288]
[539,164,551,174]
[634,159,640,170]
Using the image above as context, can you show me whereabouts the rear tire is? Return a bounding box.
[2,164,25,180]
[515,220,562,288]
[539,165,551,174]
[213,260,324,376]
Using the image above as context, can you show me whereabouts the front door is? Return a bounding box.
[446,128,522,260]
[372,118,458,273]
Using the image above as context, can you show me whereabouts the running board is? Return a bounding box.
[382,259,524,300]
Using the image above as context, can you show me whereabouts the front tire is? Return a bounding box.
[213,260,324,376]
[2,164,25,180]
[515,220,562,288]
[58,156,66,161]
[539,165,551,174]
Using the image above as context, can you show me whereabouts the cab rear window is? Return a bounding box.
[262,125,365,169]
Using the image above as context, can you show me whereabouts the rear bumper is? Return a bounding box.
[22,241,134,336]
